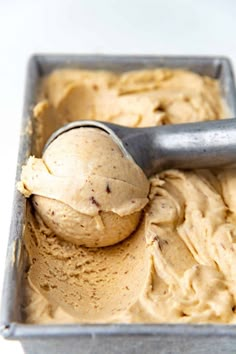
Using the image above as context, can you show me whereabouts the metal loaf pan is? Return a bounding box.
[1,55,236,354]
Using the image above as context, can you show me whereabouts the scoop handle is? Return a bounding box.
[122,119,236,176]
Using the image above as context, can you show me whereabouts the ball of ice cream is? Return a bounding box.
[19,128,149,247]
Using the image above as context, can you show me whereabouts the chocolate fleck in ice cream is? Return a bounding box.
[19,68,236,324]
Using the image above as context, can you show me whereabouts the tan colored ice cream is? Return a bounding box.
[19,128,149,247]
[20,68,236,324]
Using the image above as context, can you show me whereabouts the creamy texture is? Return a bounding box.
[21,68,236,324]
[19,128,149,247]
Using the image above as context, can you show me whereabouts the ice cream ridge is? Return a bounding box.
[19,68,236,324]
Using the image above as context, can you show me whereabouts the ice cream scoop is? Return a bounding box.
[19,128,149,247]
[45,118,236,177]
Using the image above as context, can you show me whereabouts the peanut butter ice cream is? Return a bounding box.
[19,128,149,247]
[20,68,236,324]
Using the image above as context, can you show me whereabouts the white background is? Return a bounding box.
[0,0,236,352]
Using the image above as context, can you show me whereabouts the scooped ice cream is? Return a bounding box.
[18,128,149,247]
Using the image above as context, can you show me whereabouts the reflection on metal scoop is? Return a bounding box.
[44,119,236,177]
